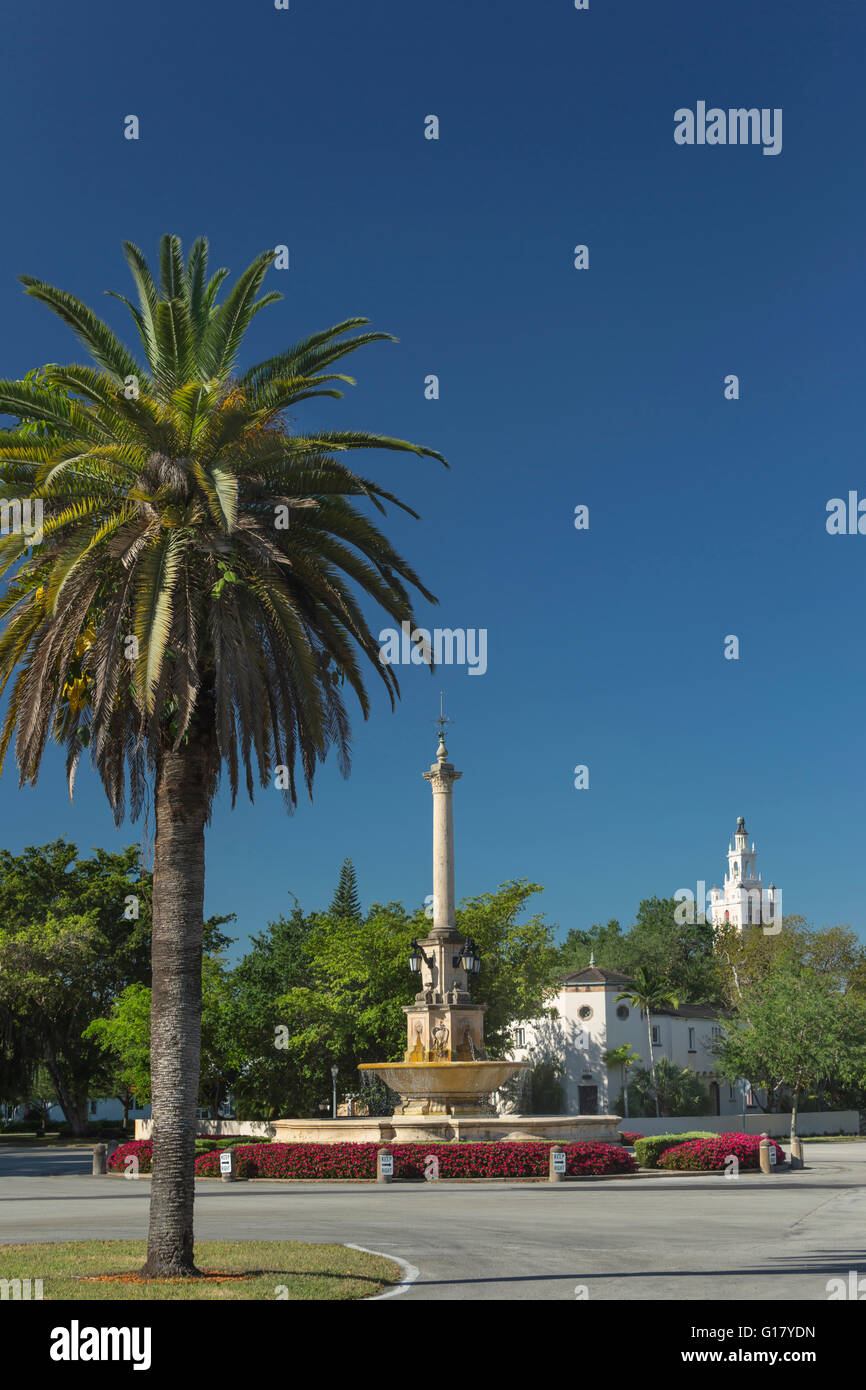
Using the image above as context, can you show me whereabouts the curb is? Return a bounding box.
[345,1243,419,1300]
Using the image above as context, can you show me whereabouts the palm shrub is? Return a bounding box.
[625,1058,711,1118]
[0,234,443,1274]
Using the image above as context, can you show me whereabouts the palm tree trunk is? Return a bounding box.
[142,744,208,1278]
[622,1066,629,1119]
[645,1011,660,1117]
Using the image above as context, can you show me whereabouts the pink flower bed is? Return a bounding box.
[109,1138,636,1180]
[657,1132,785,1171]
[108,1139,154,1172]
[190,1140,637,1180]
[619,1131,645,1145]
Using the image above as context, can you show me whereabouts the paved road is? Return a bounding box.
[1,1143,864,1300]
[0,1146,94,1178]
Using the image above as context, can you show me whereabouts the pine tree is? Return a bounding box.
[330,859,361,919]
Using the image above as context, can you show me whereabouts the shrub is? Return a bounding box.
[192,1140,637,1180]
[657,1133,785,1171]
[626,1059,711,1118]
[193,1135,272,1153]
[634,1132,715,1168]
[619,1131,645,1145]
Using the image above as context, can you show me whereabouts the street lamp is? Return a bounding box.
[408,939,423,973]
[458,937,481,974]
[331,1064,339,1120]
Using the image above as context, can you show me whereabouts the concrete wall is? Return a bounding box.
[134,1118,275,1140]
[617,1111,859,1138]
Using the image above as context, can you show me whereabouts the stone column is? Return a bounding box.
[423,734,462,935]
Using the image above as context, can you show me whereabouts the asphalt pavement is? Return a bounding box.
[1,1142,864,1300]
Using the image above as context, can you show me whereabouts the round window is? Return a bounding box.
[578,1005,593,1021]
[616,1004,629,1020]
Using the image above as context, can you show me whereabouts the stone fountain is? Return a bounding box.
[270,717,620,1145]
[358,724,530,1117]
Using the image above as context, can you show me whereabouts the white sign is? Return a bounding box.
[552,1151,567,1174]
[379,1154,394,1177]
[219,1150,234,1174]
[769,1146,777,1166]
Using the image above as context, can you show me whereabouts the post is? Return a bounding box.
[423,733,462,934]
[549,1144,567,1183]
[758,1133,772,1174]
[92,1143,107,1176]
[376,1146,394,1184]
[331,1065,338,1119]
[220,1148,237,1183]
[790,1136,804,1169]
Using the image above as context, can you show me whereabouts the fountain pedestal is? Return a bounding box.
[358,730,532,1117]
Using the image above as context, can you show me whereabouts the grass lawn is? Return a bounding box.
[0,1241,402,1300]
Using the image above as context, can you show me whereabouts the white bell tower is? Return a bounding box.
[709,816,780,931]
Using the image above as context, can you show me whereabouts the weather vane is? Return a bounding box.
[433,690,453,742]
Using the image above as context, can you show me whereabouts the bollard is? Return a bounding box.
[92,1143,107,1176]
[790,1136,804,1169]
[376,1146,394,1184]
[549,1144,567,1183]
[758,1133,772,1174]
[220,1148,238,1183]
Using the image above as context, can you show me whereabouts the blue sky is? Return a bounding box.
[1,0,863,955]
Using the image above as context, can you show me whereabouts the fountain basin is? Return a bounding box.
[358,1059,530,1116]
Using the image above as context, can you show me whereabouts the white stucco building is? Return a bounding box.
[707,816,780,931]
[511,964,746,1118]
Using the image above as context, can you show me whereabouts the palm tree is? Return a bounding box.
[0,235,444,1275]
[615,968,680,1118]
[602,1042,636,1119]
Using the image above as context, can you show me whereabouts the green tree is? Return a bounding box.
[552,898,722,1004]
[616,966,681,1117]
[329,859,361,920]
[716,951,866,1142]
[628,896,721,1004]
[603,1042,637,1120]
[86,951,240,1118]
[456,881,558,1053]
[227,906,318,1119]
[279,902,417,1110]
[0,234,443,1275]
[715,915,866,1007]
[0,841,151,1133]
[554,919,628,978]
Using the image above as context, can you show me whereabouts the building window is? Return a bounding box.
[651,1025,661,1046]
[729,1084,735,1101]
[712,1025,722,1041]
[578,1005,593,1021]
[616,1004,629,1020]
[90,1101,97,1115]
[688,1027,696,1052]
[515,1028,526,1048]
